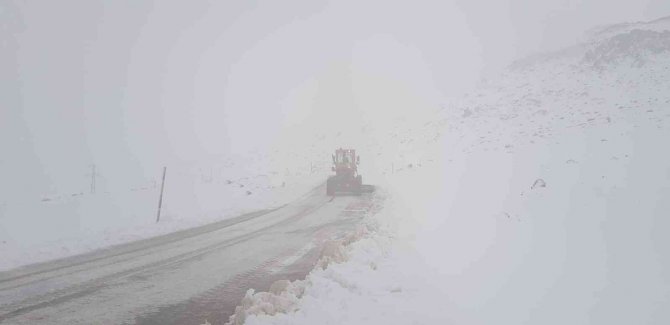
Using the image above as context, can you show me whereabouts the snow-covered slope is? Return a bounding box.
[0,149,331,271]
[230,17,670,325]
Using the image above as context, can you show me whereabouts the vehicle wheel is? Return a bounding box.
[326,178,336,196]
[353,175,362,195]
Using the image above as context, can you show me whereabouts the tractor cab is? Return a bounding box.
[332,149,359,174]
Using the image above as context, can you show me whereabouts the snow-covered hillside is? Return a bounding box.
[0,149,332,271]
[228,17,670,325]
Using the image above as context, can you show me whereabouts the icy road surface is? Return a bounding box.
[0,184,382,325]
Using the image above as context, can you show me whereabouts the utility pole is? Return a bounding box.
[156,166,167,223]
[88,164,98,194]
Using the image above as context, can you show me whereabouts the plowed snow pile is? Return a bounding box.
[230,19,670,325]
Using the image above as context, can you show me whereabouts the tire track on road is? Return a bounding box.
[0,197,330,323]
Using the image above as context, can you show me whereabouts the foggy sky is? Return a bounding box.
[1,0,668,199]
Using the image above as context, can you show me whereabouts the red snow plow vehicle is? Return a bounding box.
[327,148,363,195]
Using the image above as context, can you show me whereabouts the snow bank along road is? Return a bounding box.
[0,184,382,325]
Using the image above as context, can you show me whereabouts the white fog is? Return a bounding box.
[1,1,669,324]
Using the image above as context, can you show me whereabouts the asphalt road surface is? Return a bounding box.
[0,184,383,325]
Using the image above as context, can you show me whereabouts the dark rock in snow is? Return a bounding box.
[531,178,547,189]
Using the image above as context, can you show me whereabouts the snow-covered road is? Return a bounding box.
[0,184,382,325]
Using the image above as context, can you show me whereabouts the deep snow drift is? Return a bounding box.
[226,18,670,325]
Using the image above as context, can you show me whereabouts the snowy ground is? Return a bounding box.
[0,150,331,272]
[226,18,670,325]
[3,14,669,324]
